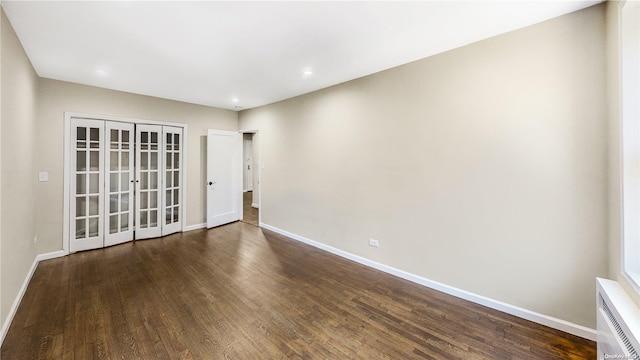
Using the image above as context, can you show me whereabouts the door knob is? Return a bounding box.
[208,181,216,185]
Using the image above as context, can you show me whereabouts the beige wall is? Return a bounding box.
[240,5,608,328]
[1,9,39,325]
[35,79,238,254]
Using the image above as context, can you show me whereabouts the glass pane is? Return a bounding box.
[77,140,86,149]
[174,134,180,150]
[150,210,157,227]
[89,174,99,194]
[167,133,172,144]
[89,217,99,237]
[141,152,148,170]
[89,196,99,215]
[110,129,118,149]
[90,151,100,171]
[174,153,179,169]
[141,132,148,144]
[140,191,148,209]
[121,213,129,231]
[75,219,86,239]
[90,128,99,141]
[122,193,129,212]
[140,172,148,190]
[110,215,118,234]
[173,206,179,222]
[122,131,129,143]
[76,197,86,217]
[150,191,157,209]
[166,208,171,225]
[121,173,129,192]
[173,189,179,205]
[166,190,172,206]
[76,151,86,172]
[150,172,158,190]
[140,211,148,228]
[174,171,179,187]
[151,132,158,144]
[166,171,172,188]
[110,151,118,171]
[150,152,158,170]
[110,173,118,192]
[77,127,86,141]
[121,152,129,171]
[123,143,130,150]
[90,141,100,149]
[110,194,118,213]
[151,143,157,151]
[76,174,86,194]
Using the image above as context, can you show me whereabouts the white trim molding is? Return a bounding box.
[259,222,597,341]
[0,250,67,346]
[251,203,259,209]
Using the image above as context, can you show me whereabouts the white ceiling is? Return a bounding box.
[2,1,600,111]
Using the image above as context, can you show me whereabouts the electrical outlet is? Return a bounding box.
[369,239,379,247]
[38,172,48,182]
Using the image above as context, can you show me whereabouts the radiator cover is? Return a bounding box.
[596,278,640,360]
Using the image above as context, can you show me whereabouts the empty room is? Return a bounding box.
[0,0,638,359]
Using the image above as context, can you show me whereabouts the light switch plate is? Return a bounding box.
[38,172,48,182]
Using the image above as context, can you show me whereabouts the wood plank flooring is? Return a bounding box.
[242,191,259,226]
[1,222,595,359]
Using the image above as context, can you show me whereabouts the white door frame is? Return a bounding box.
[63,112,189,253]
[239,130,260,226]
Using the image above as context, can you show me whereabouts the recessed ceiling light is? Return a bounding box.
[303,70,313,76]
[96,68,108,77]
[232,98,239,103]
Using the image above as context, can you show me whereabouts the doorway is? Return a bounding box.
[241,132,259,226]
[64,113,186,253]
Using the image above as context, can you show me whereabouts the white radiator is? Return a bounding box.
[596,278,640,360]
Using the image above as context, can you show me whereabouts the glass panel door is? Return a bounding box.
[162,126,183,236]
[104,122,135,247]
[70,119,104,252]
[135,124,163,239]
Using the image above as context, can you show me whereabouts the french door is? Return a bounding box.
[69,118,183,252]
[135,125,162,239]
[105,121,135,247]
[70,119,105,252]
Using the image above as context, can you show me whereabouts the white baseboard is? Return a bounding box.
[260,223,597,341]
[185,223,206,232]
[251,203,259,209]
[0,250,67,346]
[37,250,67,262]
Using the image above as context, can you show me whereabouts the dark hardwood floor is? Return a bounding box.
[242,191,259,226]
[1,222,595,359]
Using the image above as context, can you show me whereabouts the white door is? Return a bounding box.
[135,124,163,239]
[162,126,183,236]
[207,129,241,228]
[244,138,253,192]
[104,122,135,247]
[70,119,105,252]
